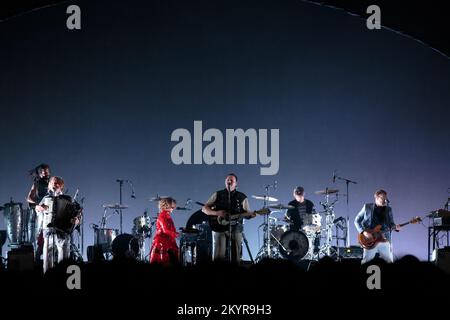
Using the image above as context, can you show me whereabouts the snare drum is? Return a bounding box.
[302,213,322,234]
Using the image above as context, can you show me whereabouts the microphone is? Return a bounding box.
[333,171,336,183]
[385,199,390,205]
[175,207,189,210]
[126,180,136,199]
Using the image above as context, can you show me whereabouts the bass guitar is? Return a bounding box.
[358,216,422,249]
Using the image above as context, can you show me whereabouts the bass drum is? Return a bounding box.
[111,233,140,260]
[279,230,309,261]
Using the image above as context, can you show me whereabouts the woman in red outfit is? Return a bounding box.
[150,197,179,265]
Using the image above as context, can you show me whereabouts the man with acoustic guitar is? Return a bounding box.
[355,189,401,264]
[202,173,257,264]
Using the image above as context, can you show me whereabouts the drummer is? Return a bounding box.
[285,187,316,230]
[285,186,320,253]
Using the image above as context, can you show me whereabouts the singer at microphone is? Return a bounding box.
[201,173,255,264]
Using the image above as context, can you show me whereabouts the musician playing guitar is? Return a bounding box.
[202,173,257,264]
[354,189,401,264]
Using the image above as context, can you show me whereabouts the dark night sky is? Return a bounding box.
[1,0,449,260]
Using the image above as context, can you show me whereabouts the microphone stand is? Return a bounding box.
[117,179,124,234]
[263,182,276,259]
[264,185,270,258]
[116,179,135,235]
[227,183,232,263]
[337,176,357,247]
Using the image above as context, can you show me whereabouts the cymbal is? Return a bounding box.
[314,188,339,195]
[268,203,294,210]
[149,195,169,202]
[252,195,278,202]
[102,204,129,210]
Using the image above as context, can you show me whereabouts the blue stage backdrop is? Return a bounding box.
[1,0,449,261]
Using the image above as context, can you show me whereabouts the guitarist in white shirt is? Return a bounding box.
[202,173,256,264]
[354,189,401,264]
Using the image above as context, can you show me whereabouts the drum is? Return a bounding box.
[279,230,309,260]
[94,228,119,251]
[3,201,29,245]
[270,221,290,242]
[111,233,140,259]
[52,195,82,234]
[132,215,151,235]
[302,213,322,234]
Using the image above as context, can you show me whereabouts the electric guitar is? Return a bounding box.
[198,201,270,232]
[357,216,422,249]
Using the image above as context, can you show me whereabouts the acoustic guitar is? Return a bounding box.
[358,216,422,249]
[197,201,270,232]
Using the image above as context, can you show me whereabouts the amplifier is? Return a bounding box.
[433,217,450,227]
[335,246,363,259]
[7,245,34,272]
[435,247,450,273]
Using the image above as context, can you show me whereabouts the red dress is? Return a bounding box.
[150,210,179,265]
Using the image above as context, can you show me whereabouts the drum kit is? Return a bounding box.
[254,185,348,264]
[92,202,156,261]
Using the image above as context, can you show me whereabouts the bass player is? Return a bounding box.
[354,189,401,263]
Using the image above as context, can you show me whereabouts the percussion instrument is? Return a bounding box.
[2,201,32,245]
[132,215,151,235]
[251,195,278,202]
[279,230,309,260]
[314,188,339,195]
[268,203,295,210]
